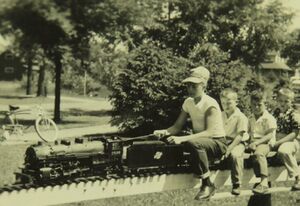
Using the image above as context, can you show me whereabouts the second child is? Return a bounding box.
[248,91,277,195]
[220,88,249,195]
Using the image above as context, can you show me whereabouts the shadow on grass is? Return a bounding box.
[57,120,92,125]
[14,119,35,126]
[57,109,113,126]
[0,95,34,99]
[0,111,6,115]
[61,108,113,117]
[0,118,34,126]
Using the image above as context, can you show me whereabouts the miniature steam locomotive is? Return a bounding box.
[16,135,190,184]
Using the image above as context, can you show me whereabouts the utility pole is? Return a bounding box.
[83,70,87,96]
[54,52,62,123]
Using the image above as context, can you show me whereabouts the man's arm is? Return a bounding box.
[226,132,244,155]
[173,107,219,143]
[273,112,299,148]
[252,128,275,146]
[166,110,188,135]
[273,132,297,148]
[227,114,248,151]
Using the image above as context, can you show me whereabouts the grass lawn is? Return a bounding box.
[0,144,28,186]
[0,81,113,133]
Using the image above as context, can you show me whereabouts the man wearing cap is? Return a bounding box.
[153,66,227,200]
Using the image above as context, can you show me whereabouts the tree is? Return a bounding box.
[88,35,129,90]
[2,0,158,120]
[3,0,73,122]
[36,52,52,97]
[67,0,159,91]
[145,0,293,67]
[282,29,300,67]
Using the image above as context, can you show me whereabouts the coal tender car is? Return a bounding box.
[16,135,190,184]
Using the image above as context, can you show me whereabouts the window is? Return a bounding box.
[5,53,13,60]
[4,66,14,74]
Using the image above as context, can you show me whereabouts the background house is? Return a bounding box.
[291,64,300,103]
[259,51,292,80]
[0,50,26,81]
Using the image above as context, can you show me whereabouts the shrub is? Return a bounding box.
[260,73,292,111]
[109,43,188,135]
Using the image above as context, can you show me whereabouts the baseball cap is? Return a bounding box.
[182,66,210,84]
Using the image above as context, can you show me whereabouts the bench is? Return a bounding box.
[211,151,287,171]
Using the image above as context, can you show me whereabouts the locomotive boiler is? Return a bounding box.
[16,135,190,184]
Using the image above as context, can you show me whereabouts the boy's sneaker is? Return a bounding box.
[292,179,300,190]
[194,184,216,200]
[231,184,241,195]
[252,183,270,195]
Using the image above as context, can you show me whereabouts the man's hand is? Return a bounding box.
[241,133,250,142]
[296,133,300,141]
[224,149,232,159]
[269,142,278,151]
[220,149,231,161]
[248,142,257,151]
[153,129,170,139]
[166,136,182,144]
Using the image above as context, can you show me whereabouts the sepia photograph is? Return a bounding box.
[0,0,300,205]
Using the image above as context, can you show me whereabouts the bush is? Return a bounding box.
[260,73,292,111]
[109,43,188,135]
[61,64,103,95]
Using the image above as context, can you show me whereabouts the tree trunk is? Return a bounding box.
[26,57,33,95]
[54,52,62,122]
[37,61,47,97]
[83,70,87,96]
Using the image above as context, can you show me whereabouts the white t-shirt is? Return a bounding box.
[250,110,277,145]
[182,94,225,137]
[222,108,248,140]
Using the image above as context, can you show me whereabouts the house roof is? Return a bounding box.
[260,62,292,71]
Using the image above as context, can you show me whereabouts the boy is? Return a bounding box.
[154,66,227,200]
[248,91,277,195]
[220,88,249,195]
[272,88,300,190]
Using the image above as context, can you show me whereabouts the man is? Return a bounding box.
[154,66,226,200]
[220,88,249,195]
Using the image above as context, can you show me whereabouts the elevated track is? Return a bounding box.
[0,164,297,206]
